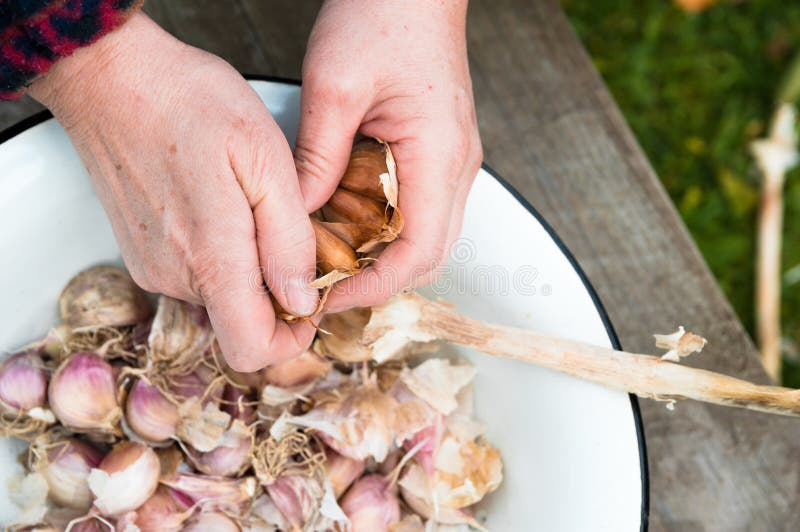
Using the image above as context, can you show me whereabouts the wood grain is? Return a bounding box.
[1,0,797,529]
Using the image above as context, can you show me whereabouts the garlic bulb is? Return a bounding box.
[34,436,104,510]
[87,441,160,516]
[49,352,120,434]
[183,512,241,532]
[117,485,193,532]
[340,474,400,532]
[125,377,178,443]
[59,266,151,328]
[325,446,365,498]
[0,351,48,413]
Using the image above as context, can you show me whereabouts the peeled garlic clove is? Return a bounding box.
[88,441,160,516]
[49,352,120,434]
[118,485,193,532]
[339,138,391,201]
[183,512,240,532]
[59,266,151,328]
[322,187,388,230]
[0,351,50,417]
[125,378,179,443]
[340,474,400,532]
[263,349,331,388]
[161,473,256,517]
[266,474,323,529]
[325,446,366,498]
[186,419,252,477]
[34,436,104,510]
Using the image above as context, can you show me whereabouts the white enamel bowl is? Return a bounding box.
[0,78,647,531]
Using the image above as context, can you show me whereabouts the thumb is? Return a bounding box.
[294,83,365,212]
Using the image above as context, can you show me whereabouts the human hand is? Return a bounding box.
[295,0,482,311]
[29,13,319,371]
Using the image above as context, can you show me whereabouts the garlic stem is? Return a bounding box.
[364,293,800,417]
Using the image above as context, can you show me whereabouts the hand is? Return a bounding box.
[29,13,319,371]
[295,0,482,311]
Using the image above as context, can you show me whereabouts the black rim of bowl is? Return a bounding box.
[0,74,650,531]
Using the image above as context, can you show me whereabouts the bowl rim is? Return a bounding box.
[0,75,649,531]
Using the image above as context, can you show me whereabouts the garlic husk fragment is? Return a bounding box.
[244,493,290,531]
[87,441,160,516]
[116,485,193,532]
[59,266,151,328]
[49,352,120,436]
[265,474,323,530]
[6,471,49,527]
[124,377,179,444]
[183,512,240,532]
[262,349,331,388]
[325,446,366,498]
[186,419,253,477]
[340,474,400,532]
[31,435,104,511]
[160,473,256,517]
[398,359,476,416]
[654,326,707,362]
[392,514,426,532]
[147,296,214,370]
[176,396,232,452]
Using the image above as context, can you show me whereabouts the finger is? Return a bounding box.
[295,81,367,212]
[324,135,459,311]
[230,119,319,318]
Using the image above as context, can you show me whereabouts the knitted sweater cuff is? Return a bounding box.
[0,0,144,100]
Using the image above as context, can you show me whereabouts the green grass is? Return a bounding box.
[561,0,800,383]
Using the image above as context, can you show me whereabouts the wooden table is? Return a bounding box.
[2,1,797,529]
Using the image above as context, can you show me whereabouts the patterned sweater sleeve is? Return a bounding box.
[0,0,143,100]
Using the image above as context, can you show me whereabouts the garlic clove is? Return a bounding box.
[59,266,152,328]
[124,377,179,443]
[266,474,323,529]
[311,218,359,277]
[322,187,389,230]
[325,446,366,498]
[117,485,193,532]
[0,350,48,414]
[183,512,241,532]
[340,474,401,532]
[262,349,331,389]
[33,436,104,511]
[147,296,214,370]
[88,441,160,516]
[49,352,121,435]
[339,138,392,201]
[161,473,256,517]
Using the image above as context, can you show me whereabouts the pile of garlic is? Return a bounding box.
[1,266,503,532]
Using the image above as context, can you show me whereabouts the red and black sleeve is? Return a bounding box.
[0,0,143,100]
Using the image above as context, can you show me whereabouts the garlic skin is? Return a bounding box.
[340,474,400,532]
[125,378,179,443]
[160,473,256,517]
[0,351,49,415]
[325,446,366,498]
[266,474,323,529]
[59,266,151,328]
[117,485,192,532]
[183,512,241,532]
[36,436,104,510]
[87,441,160,516]
[147,296,214,368]
[186,419,253,477]
[654,326,707,362]
[262,349,331,388]
[49,352,120,434]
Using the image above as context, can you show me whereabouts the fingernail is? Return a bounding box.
[286,278,318,316]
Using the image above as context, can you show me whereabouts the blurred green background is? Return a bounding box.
[561,0,800,384]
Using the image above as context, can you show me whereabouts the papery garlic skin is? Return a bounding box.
[59,266,151,328]
[125,378,179,443]
[183,512,241,532]
[340,474,400,532]
[147,296,214,368]
[118,485,192,532]
[0,351,49,415]
[186,419,252,477]
[38,437,104,510]
[88,441,160,516]
[160,473,256,517]
[266,474,323,529]
[49,352,120,433]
